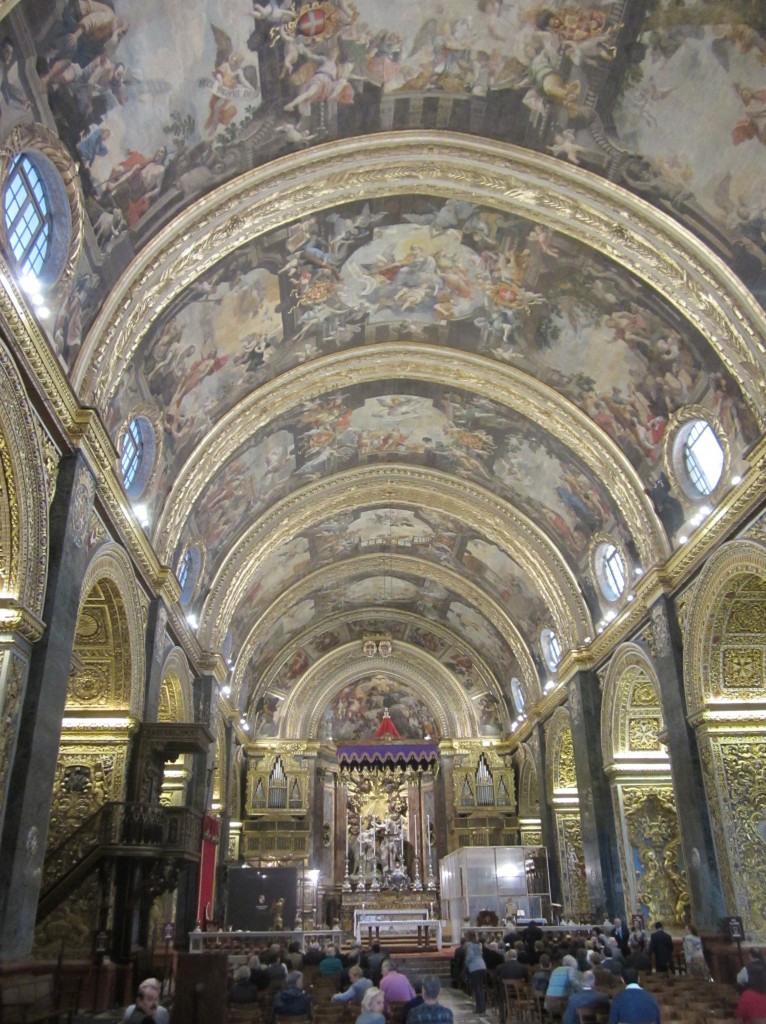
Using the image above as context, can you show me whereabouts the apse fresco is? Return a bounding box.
[317,675,441,742]
[5,0,765,367]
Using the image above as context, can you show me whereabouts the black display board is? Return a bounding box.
[226,865,298,931]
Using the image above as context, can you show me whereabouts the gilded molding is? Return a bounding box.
[230,551,533,706]
[275,644,477,740]
[202,464,590,654]
[154,345,667,573]
[77,133,766,433]
[159,649,195,723]
[0,333,49,618]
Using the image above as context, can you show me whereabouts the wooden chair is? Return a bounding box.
[502,979,530,1024]
[575,1006,610,1024]
[227,1005,261,1024]
[387,999,409,1024]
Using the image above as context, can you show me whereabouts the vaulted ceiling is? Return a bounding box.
[4,0,766,741]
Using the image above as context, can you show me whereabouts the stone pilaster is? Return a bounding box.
[650,595,725,928]
[530,724,563,909]
[567,671,623,920]
[0,453,96,962]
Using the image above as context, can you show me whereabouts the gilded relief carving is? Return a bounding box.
[722,647,763,688]
[33,873,101,958]
[622,787,689,926]
[628,718,661,750]
[557,730,577,791]
[556,811,590,921]
[700,737,766,937]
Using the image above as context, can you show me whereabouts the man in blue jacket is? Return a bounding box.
[563,971,610,1024]
[608,968,660,1024]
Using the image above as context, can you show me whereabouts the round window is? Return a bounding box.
[676,418,725,498]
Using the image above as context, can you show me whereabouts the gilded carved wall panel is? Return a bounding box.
[601,644,664,768]
[47,747,127,854]
[618,785,688,927]
[33,873,101,959]
[555,810,590,922]
[698,735,766,938]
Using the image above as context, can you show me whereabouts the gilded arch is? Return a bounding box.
[0,335,49,628]
[202,466,590,655]
[231,554,536,712]
[601,643,666,771]
[158,647,195,723]
[152,346,668,573]
[684,540,766,720]
[545,707,588,919]
[78,133,766,426]
[601,643,687,926]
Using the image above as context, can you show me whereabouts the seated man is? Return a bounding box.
[563,971,610,1024]
[230,964,261,1004]
[124,979,168,1024]
[608,967,660,1024]
[273,971,312,1022]
[408,976,454,1024]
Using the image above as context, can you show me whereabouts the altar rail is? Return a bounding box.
[189,929,342,953]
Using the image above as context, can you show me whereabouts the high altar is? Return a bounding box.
[232,704,525,935]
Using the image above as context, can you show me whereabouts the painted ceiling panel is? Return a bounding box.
[4,0,765,731]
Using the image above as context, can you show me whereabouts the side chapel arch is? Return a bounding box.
[601,643,688,926]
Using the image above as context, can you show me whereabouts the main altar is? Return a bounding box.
[335,710,440,933]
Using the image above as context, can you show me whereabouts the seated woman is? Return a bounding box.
[333,966,373,1004]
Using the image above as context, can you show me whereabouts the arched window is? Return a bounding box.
[119,416,155,498]
[120,418,143,490]
[510,677,525,714]
[682,419,724,496]
[541,628,562,672]
[4,155,50,279]
[176,545,202,606]
[595,541,627,602]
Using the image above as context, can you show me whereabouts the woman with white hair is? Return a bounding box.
[544,955,583,1015]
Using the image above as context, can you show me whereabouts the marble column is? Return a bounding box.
[650,596,725,929]
[567,671,623,920]
[0,453,96,961]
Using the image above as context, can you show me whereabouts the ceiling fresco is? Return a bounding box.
[3,0,766,738]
